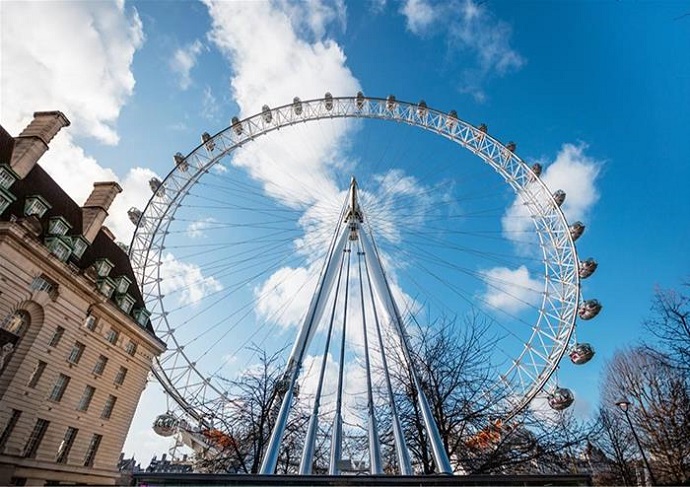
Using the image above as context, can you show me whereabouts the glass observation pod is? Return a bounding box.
[231,116,242,136]
[578,299,602,320]
[578,258,598,279]
[293,97,302,115]
[262,105,272,123]
[569,343,595,365]
[127,207,145,226]
[355,91,365,110]
[531,162,543,178]
[548,388,575,410]
[153,413,178,437]
[569,221,585,241]
[201,132,215,152]
[553,190,566,207]
[417,100,428,117]
[174,152,188,172]
[324,92,334,111]
[386,94,397,111]
[149,177,164,197]
[505,141,517,152]
[446,110,459,129]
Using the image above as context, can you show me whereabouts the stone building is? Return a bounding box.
[0,112,166,485]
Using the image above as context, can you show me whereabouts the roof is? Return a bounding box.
[0,124,161,343]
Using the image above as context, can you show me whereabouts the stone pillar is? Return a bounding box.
[82,182,122,243]
[10,111,70,179]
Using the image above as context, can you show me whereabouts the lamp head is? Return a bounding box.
[615,399,631,412]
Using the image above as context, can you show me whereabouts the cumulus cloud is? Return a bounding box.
[1,1,143,144]
[170,40,205,90]
[401,0,438,35]
[501,143,602,242]
[399,0,523,101]
[186,217,217,239]
[480,265,542,314]
[159,252,224,307]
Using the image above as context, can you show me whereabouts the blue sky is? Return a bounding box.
[2,0,689,464]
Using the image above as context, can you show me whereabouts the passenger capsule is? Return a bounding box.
[531,163,543,178]
[447,110,458,129]
[128,207,145,226]
[548,388,574,410]
[578,258,598,279]
[386,94,397,111]
[356,91,365,110]
[478,123,488,133]
[174,152,188,172]
[293,97,303,115]
[569,221,585,241]
[201,132,215,152]
[553,190,566,207]
[417,100,428,117]
[506,141,516,152]
[579,299,602,320]
[231,116,243,135]
[149,177,165,197]
[153,413,178,437]
[569,343,595,365]
[262,105,272,123]
[324,92,333,111]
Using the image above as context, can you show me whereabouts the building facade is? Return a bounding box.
[0,112,166,486]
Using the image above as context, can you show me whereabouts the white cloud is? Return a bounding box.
[1,1,143,144]
[254,266,317,329]
[399,0,523,101]
[401,0,438,35]
[502,143,602,242]
[159,252,224,307]
[170,40,205,90]
[480,265,542,314]
[186,217,216,239]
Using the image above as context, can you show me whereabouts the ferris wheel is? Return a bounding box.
[128,94,600,473]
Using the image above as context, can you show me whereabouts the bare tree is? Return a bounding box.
[644,281,690,372]
[589,407,637,486]
[599,347,690,485]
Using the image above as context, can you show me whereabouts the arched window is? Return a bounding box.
[2,310,30,337]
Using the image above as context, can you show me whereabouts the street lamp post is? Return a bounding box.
[615,400,657,486]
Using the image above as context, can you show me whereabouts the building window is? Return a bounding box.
[93,355,108,375]
[23,418,50,458]
[116,294,135,314]
[114,366,127,386]
[47,216,71,236]
[30,275,55,294]
[115,276,131,294]
[0,409,21,452]
[24,195,51,218]
[101,395,117,419]
[45,237,72,262]
[125,341,137,357]
[98,278,115,298]
[0,165,17,189]
[71,237,88,259]
[105,329,119,345]
[76,385,95,412]
[134,308,151,327]
[27,361,47,388]
[84,315,98,331]
[49,326,65,347]
[0,189,15,215]
[94,258,114,277]
[48,374,70,402]
[83,434,102,467]
[67,342,85,364]
[55,427,78,464]
[1,310,29,336]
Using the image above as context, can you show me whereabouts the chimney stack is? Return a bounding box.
[10,111,70,179]
[82,182,122,243]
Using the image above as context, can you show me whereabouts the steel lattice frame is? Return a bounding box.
[129,95,581,428]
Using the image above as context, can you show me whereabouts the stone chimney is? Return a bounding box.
[82,182,122,243]
[10,111,71,179]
